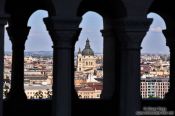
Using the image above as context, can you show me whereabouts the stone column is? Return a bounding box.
[101,19,117,99]
[115,18,152,116]
[44,17,81,116]
[6,26,30,101]
[0,15,8,116]
[163,30,175,101]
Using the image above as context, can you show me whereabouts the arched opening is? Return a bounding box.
[141,12,170,99]
[74,11,103,99]
[24,10,53,99]
[3,24,12,99]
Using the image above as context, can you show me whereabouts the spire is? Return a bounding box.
[85,38,91,49]
[78,48,81,54]
[82,38,94,56]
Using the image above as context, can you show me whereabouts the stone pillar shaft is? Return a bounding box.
[119,46,141,116]
[6,26,30,100]
[101,26,116,99]
[52,47,72,116]
[116,18,152,116]
[11,45,25,93]
[0,15,8,116]
[163,30,175,100]
[44,17,81,116]
[169,48,175,92]
[0,1,5,14]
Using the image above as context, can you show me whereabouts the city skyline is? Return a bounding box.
[4,11,169,54]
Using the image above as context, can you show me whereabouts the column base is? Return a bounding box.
[6,89,27,102]
[5,90,27,116]
[164,91,175,101]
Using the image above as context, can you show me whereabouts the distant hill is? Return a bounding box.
[5,51,53,57]
[5,51,103,57]
[24,51,53,57]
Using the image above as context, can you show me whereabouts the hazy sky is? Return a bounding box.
[4,10,169,54]
[141,13,169,54]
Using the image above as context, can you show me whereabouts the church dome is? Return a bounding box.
[82,39,94,56]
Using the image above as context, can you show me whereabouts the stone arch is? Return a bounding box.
[25,11,53,99]
[5,0,55,16]
[148,0,173,16]
[147,1,175,101]
[141,12,168,54]
[141,13,170,99]
[77,0,127,18]
[74,11,104,99]
[3,0,55,101]
[4,0,56,28]
[76,11,103,52]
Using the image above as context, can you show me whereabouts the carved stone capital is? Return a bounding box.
[6,26,31,45]
[114,18,153,50]
[162,30,175,48]
[6,26,31,49]
[114,17,152,32]
[44,17,82,48]
[0,15,8,26]
[44,17,82,30]
[101,28,114,38]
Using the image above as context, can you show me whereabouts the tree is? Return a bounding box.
[46,89,52,99]
[34,90,43,99]
[148,95,154,98]
[148,95,159,99]
[3,84,9,98]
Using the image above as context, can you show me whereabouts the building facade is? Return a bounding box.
[25,85,52,99]
[77,87,101,99]
[141,77,169,99]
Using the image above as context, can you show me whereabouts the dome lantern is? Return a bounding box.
[82,39,94,56]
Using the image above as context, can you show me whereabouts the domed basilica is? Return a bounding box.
[76,39,98,72]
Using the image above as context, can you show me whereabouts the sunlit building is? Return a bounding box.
[141,77,169,98]
[76,39,97,73]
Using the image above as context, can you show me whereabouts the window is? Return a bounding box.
[24,10,53,99]
[141,12,170,99]
[74,11,103,99]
